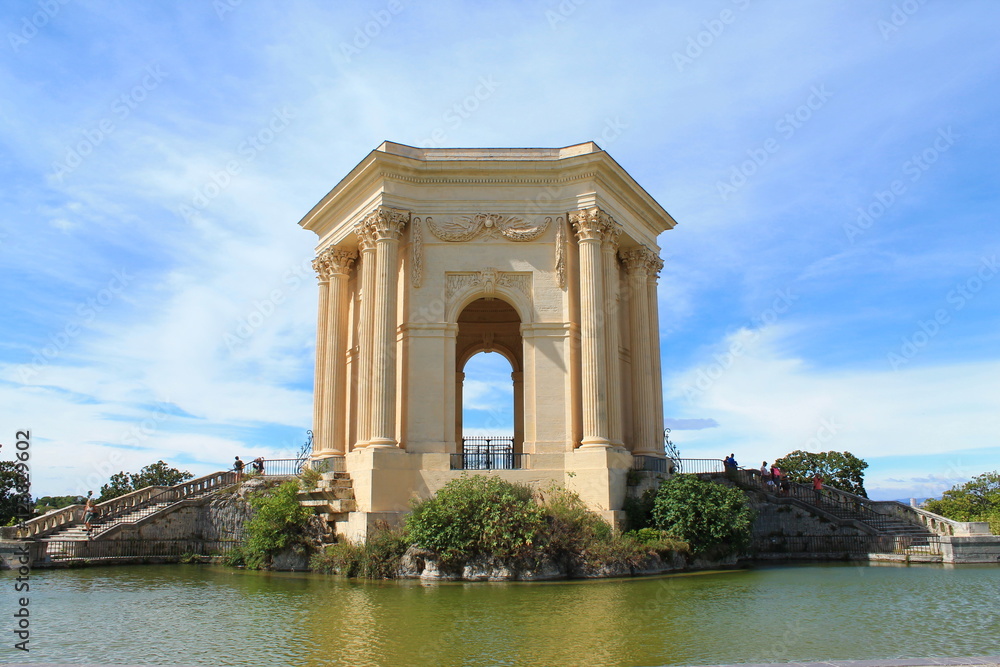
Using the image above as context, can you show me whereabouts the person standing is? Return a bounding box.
[83,492,96,535]
[812,473,824,503]
[234,456,245,482]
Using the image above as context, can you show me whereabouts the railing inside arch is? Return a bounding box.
[454,436,524,470]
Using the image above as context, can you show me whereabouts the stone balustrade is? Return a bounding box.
[871,501,991,537]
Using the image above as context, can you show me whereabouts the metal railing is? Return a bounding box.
[42,539,240,562]
[673,458,726,474]
[236,458,303,478]
[43,461,300,540]
[454,437,524,470]
[735,468,892,533]
[632,455,671,473]
[751,534,943,556]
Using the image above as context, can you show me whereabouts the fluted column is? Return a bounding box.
[512,371,524,455]
[621,246,656,455]
[310,256,331,455]
[367,207,409,448]
[455,371,465,454]
[601,221,624,447]
[354,226,377,448]
[570,208,610,448]
[318,247,357,456]
[646,255,665,455]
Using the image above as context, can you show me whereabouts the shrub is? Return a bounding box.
[232,480,314,569]
[652,475,754,557]
[298,466,322,490]
[311,525,410,579]
[623,488,657,531]
[539,484,612,557]
[406,476,544,567]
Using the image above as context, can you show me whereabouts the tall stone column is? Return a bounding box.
[455,371,465,454]
[354,226,377,448]
[621,246,656,455]
[601,220,624,448]
[310,256,331,455]
[512,370,524,455]
[319,247,357,456]
[646,255,665,454]
[366,207,409,448]
[570,208,611,448]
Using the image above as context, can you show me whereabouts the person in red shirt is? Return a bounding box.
[812,473,824,502]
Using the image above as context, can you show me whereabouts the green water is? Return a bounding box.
[3,562,998,666]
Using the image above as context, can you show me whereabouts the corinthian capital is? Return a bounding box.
[312,247,357,280]
[619,245,660,275]
[363,206,410,242]
[569,207,613,243]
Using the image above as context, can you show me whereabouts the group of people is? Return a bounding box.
[233,456,264,481]
[758,461,793,496]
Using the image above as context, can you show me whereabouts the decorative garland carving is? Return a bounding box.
[411,217,423,288]
[426,214,549,242]
[445,268,532,306]
[555,216,566,289]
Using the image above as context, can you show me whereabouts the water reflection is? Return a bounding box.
[6,563,999,666]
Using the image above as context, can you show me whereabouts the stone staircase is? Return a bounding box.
[716,468,939,556]
[296,472,356,535]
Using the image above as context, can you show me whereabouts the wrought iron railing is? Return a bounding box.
[735,468,892,532]
[454,437,524,470]
[42,539,240,562]
[673,458,726,474]
[632,455,671,473]
[751,534,943,556]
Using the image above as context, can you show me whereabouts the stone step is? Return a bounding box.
[298,488,354,500]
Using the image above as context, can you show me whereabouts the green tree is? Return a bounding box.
[34,495,86,515]
[772,450,869,497]
[0,461,30,525]
[924,471,1000,534]
[651,475,754,557]
[98,460,193,501]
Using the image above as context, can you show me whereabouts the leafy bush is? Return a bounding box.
[623,488,657,531]
[311,526,410,579]
[652,475,754,556]
[298,466,321,490]
[406,476,544,567]
[539,484,612,556]
[229,480,313,569]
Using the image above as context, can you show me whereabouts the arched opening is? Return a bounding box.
[455,298,523,469]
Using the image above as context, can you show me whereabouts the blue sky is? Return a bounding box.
[1,1,998,500]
